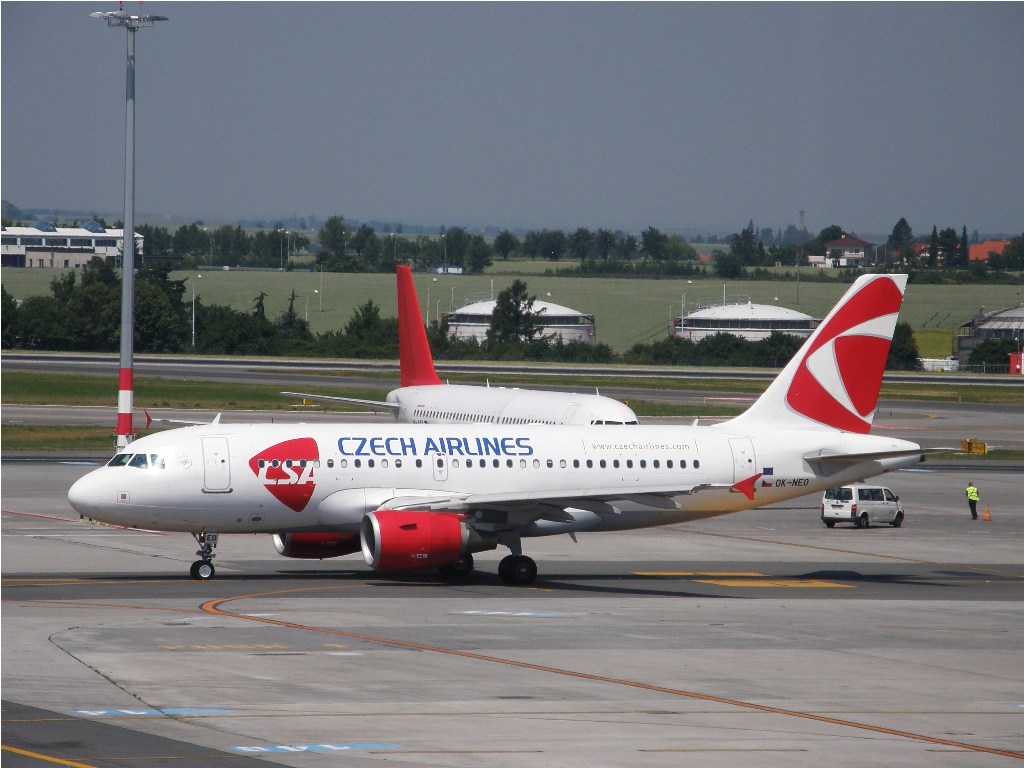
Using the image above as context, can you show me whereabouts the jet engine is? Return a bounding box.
[273,532,360,559]
[360,510,496,571]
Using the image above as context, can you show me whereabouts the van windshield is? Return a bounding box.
[824,488,853,501]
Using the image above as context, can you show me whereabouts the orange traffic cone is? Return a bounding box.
[983,504,991,522]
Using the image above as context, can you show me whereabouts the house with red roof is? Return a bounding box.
[808,235,875,268]
[968,240,1009,262]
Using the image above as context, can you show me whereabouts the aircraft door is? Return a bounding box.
[202,436,232,492]
[431,455,448,482]
[728,438,756,483]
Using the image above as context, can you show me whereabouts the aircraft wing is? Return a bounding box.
[280,391,399,413]
[379,483,707,519]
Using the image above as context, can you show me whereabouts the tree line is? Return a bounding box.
[2,260,927,369]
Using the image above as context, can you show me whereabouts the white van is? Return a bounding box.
[821,484,904,529]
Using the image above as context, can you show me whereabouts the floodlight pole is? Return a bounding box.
[92,7,167,449]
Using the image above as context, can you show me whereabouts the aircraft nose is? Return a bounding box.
[68,469,108,516]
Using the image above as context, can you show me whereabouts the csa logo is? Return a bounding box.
[249,438,318,513]
[786,277,903,434]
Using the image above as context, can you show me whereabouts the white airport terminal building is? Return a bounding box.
[674,300,818,342]
[1,222,142,269]
[444,298,598,344]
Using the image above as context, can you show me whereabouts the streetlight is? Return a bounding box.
[191,274,201,348]
[202,226,212,268]
[277,229,286,269]
[91,5,167,449]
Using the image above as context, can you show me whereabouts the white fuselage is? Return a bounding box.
[386,385,639,425]
[68,420,920,536]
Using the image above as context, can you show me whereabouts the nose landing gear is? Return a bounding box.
[190,532,218,580]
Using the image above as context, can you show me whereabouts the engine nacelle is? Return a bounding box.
[273,532,360,559]
[360,510,494,571]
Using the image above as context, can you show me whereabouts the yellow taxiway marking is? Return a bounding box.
[2,745,98,768]
[631,572,853,588]
[632,571,767,578]
[696,579,854,589]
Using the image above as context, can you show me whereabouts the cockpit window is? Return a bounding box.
[128,454,149,469]
[107,453,132,467]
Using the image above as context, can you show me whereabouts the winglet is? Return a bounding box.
[396,266,443,387]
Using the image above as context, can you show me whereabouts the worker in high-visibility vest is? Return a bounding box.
[965,481,980,520]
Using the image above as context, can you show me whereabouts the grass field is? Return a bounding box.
[3,265,1021,353]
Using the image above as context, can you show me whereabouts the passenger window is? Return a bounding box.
[693,460,700,469]
[466,459,474,468]
[626,460,633,469]
[395,459,402,468]
[586,459,593,468]
[354,459,361,468]
[884,489,896,501]
[613,460,620,469]
[546,459,553,468]
[599,459,606,468]
[340,459,348,468]
[560,459,567,468]
[533,459,540,468]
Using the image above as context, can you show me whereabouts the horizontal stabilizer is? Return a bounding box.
[803,447,927,465]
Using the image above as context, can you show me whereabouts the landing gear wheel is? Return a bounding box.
[190,532,219,579]
[499,555,537,585]
[190,560,215,580]
[438,553,474,580]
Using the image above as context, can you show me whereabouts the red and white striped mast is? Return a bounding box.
[91,3,167,449]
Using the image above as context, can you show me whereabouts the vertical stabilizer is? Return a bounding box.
[396,266,443,387]
[723,274,908,433]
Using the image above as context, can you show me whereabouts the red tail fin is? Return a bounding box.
[725,274,908,433]
[396,266,442,387]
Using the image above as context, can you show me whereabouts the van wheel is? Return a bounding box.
[823,520,836,528]
[891,512,904,528]
[856,513,869,529]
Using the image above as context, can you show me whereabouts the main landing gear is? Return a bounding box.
[437,552,537,585]
[190,532,218,580]
[498,555,537,585]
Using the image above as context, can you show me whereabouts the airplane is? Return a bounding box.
[282,265,640,426]
[68,274,924,585]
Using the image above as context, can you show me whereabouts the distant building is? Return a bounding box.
[674,301,818,342]
[956,304,1024,362]
[1,221,143,269]
[445,298,597,345]
[809,235,874,268]
[968,240,1009,262]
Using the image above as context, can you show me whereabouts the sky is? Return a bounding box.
[3,2,1022,238]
